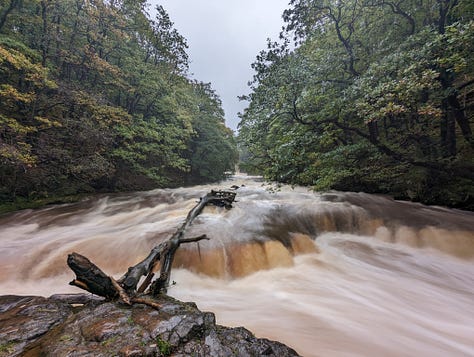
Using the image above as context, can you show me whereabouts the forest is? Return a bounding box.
[238,0,474,209]
[0,0,238,209]
[1,0,473,212]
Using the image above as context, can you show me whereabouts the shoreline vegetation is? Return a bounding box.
[1,174,473,217]
[0,0,238,208]
[237,0,473,210]
[0,193,90,215]
[1,1,473,211]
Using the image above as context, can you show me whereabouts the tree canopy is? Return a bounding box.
[238,0,473,209]
[0,0,237,203]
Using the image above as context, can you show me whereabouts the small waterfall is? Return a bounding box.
[0,175,473,356]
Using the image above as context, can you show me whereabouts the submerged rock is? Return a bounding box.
[0,294,299,356]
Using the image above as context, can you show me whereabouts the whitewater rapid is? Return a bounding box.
[0,175,473,356]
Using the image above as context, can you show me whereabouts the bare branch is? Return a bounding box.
[110,276,131,305]
[67,191,236,300]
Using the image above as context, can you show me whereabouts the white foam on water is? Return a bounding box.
[0,175,473,356]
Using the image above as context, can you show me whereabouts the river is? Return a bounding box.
[0,175,473,356]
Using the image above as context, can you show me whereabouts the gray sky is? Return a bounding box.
[150,1,289,131]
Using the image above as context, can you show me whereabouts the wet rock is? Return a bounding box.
[0,294,300,356]
[0,295,73,357]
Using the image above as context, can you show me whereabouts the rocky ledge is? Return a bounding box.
[0,294,299,357]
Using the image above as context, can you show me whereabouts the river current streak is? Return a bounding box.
[0,175,473,356]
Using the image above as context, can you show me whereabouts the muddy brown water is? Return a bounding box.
[1,175,473,356]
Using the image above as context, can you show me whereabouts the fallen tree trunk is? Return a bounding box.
[67,253,118,299]
[67,190,236,303]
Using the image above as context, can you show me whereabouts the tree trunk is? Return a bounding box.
[67,190,236,302]
[448,94,473,148]
[0,0,19,31]
[440,100,457,157]
[40,0,50,67]
[67,253,118,300]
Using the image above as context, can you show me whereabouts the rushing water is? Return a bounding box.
[0,175,473,356]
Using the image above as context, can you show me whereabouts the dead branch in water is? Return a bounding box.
[67,190,236,305]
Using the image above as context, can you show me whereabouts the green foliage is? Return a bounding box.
[186,82,238,183]
[156,337,172,356]
[0,341,15,356]
[239,0,474,209]
[0,0,237,204]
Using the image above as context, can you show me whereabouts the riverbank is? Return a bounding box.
[1,177,472,217]
[0,294,300,356]
[0,194,92,215]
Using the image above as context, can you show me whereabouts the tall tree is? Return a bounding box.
[0,0,237,204]
[239,0,473,208]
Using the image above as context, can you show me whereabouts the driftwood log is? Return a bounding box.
[67,190,236,306]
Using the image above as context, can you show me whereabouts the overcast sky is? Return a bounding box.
[150,1,289,131]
